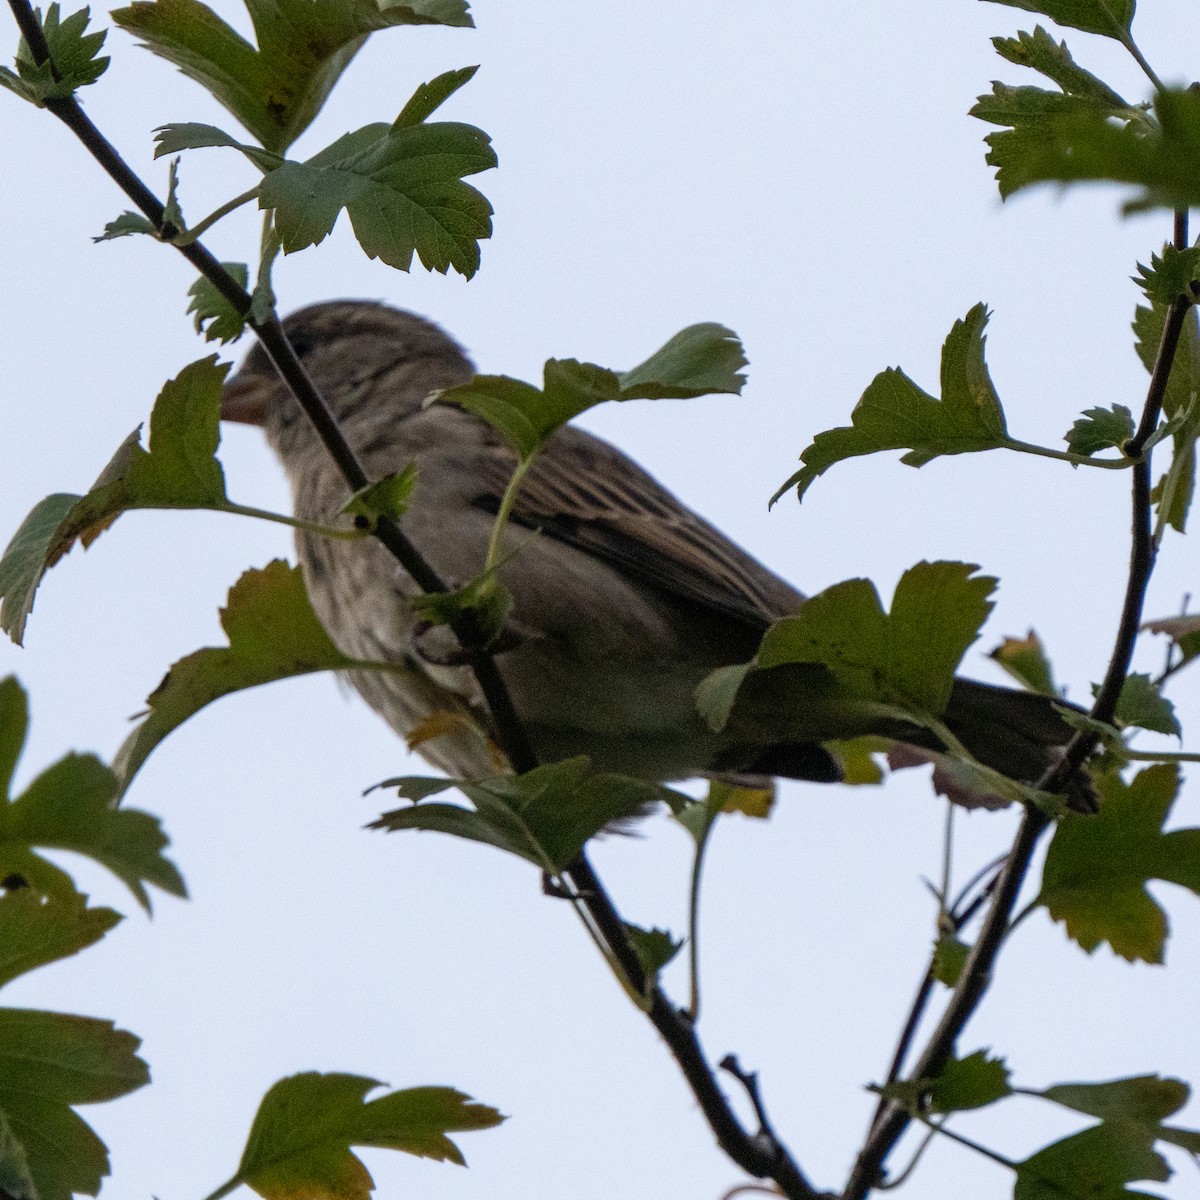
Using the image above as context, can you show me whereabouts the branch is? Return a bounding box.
[6,7,827,1194]
[844,212,1189,1200]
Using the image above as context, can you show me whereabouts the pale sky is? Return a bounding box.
[3,2,1200,1198]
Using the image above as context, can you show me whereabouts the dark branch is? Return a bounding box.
[6,6,823,1194]
[846,213,1190,1200]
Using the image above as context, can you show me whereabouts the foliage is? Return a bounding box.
[4,0,1200,1197]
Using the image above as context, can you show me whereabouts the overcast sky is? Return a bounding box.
[3,2,1200,1198]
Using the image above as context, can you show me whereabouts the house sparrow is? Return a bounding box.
[221,300,1086,805]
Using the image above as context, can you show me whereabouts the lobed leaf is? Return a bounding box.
[373,757,664,871]
[341,465,419,524]
[114,561,362,789]
[112,0,472,153]
[259,118,495,278]
[929,1050,1012,1114]
[1038,764,1200,962]
[981,86,1200,211]
[0,889,121,989]
[227,1073,502,1200]
[93,210,158,241]
[0,3,109,106]
[1066,404,1134,457]
[440,324,748,459]
[0,357,229,644]
[774,304,1008,502]
[623,923,682,982]
[618,323,747,399]
[991,24,1127,107]
[1016,1129,1169,1199]
[394,64,477,128]
[989,629,1058,695]
[756,562,995,718]
[0,1008,149,1200]
[981,0,1135,41]
[1097,673,1180,737]
[152,121,282,170]
[187,262,250,343]
[1134,244,1200,307]
[0,677,185,911]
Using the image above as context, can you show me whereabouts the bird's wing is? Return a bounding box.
[471,425,804,630]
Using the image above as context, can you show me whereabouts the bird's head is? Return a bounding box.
[221,300,474,459]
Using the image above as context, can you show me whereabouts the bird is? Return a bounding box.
[220,300,1088,807]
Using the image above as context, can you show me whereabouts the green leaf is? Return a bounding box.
[0,357,229,643]
[0,1008,149,1200]
[756,562,996,717]
[342,465,419,525]
[437,375,547,459]
[774,304,1008,502]
[932,932,969,986]
[989,629,1058,695]
[1015,1122,1169,1200]
[929,1050,1012,1113]
[162,156,184,233]
[187,263,249,344]
[93,210,158,241]
[984,86,1200,211]
[394,64,478,128]
[618,323,748,399]
[410,571,512,648]
[1094,673,1180,736]
[1142,612,1200,663]
[981,0,1135,40]
[1039,1075,1189,1129]
[259,117,495,278]
[0,677,185,911]
[1134,244,1200,306]
[623,923,682,982]
[440,324,747,459]
[0,889,121,988]
[1039,764,1200,962]
[991,25,1127,107]
[152,121,282,170]
[224,1073,501,1200]
[1066,404,1134,456]
[114,561,361,790]
[1134,302,1200,532]
[827,736,889,785]
[112,0,472,154]
[0,4,108,106]
[372,757,663,871]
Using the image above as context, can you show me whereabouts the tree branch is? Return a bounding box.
[6,7,825,1194]
[844,212,1189,1200]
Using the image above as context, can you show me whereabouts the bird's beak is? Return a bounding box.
[220,374,271,426]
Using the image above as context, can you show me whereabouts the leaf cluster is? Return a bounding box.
[0,2,108,104]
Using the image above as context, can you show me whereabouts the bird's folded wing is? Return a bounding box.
[472,426,804,631]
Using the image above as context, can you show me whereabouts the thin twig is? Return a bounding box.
[844,211,1190,1200]
[6,8,823,1194]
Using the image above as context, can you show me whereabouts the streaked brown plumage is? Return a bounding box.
[222,300,1086,804]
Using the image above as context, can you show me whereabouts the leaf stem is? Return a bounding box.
[198,1177,241,1200]
[484,453,536,573]
[1121,32,1165,93]
[1123,747,1200,763]
[909,1113,1017,1171]
[218,501,367,539]
[173,185,259,245]
[686,813,716,1021]
[1002,438,1129,469]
